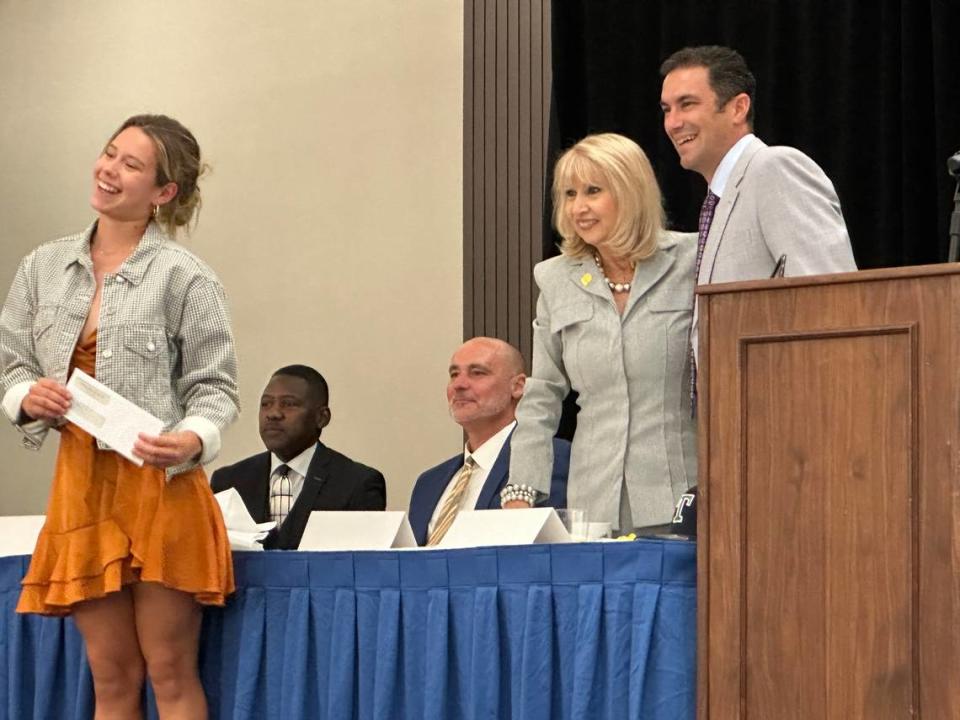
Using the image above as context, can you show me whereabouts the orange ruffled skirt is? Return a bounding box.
[16,331,235,616]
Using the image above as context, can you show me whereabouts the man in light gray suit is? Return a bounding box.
[659,45,857,354]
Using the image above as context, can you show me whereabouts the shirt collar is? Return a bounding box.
[465,420,516,471]
[66,219,168,285]
[271,442,317,478]
[709,132,755,198]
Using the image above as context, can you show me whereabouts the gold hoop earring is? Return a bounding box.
[152,205,159,218]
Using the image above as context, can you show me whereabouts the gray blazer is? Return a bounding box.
[693,137,857,349]
[509,231,698,527]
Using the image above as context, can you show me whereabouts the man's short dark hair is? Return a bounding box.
[660,45,757,125]
[272,364,329,406]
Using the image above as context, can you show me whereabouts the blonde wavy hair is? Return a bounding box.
[108,114,208,237]
[552,133,665,264]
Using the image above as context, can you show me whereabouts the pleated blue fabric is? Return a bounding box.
[0,540,696,719]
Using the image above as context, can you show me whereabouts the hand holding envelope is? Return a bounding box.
[133,430,203,469]
[64,369,164,466]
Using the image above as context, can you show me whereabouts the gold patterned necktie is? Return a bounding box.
[427,456,477,546]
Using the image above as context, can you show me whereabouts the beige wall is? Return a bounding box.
[0,1,464,514]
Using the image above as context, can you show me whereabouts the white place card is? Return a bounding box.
[0,515,45,556]
[298,511,417,551]
[435,508,571,549]
[64,369,164,466]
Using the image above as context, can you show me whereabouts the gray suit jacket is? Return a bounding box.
[509,231,698,527]
[693,138,857,350]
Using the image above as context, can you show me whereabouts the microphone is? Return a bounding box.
[949,150,960,262]
[770,254,787,278]
[949,150,960,178]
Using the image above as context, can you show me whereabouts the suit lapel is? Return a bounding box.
[425,460,462,518]
[274,442,329,550]
[276,474,323,550]
[701,137,766,284]
[306,441,332,490]
[565,257,610,304]
[410,455,463,545]
[474,433,512,509]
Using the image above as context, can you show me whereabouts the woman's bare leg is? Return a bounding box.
[73,587,146,719]
[132,582,206,719]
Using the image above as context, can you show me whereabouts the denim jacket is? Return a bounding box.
[0,221,240,477]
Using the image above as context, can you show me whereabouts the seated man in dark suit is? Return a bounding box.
[408,337,569,545]
[211,365,385,549]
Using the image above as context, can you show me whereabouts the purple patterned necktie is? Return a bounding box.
[694,190,720,284]
[690,190,720,412]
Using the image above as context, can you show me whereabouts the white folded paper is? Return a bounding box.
[64,369,164,466]
[0,516,46,557]
[299,511,417,551]
[214,488,275,551]
[434,508,571,548]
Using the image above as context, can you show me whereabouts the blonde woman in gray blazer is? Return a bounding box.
[508,133,697,529]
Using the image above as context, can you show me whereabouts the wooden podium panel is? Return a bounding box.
[698,265,959,720]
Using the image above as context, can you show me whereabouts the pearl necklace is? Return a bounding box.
[593,253,633,293]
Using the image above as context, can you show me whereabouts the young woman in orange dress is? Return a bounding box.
[0,114,239,719]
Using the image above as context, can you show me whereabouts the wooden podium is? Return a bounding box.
[697,265,959,719]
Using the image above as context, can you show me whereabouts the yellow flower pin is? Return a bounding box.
[580,273,592,286]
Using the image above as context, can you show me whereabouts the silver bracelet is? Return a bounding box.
[500,483,538,506]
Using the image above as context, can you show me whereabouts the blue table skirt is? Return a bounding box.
[0,540,696,720]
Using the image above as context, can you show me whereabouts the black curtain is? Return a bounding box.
[547,0,960,269]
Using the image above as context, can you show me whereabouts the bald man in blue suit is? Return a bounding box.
[408,338,569,546]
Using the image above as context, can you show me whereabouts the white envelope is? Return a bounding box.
[64,369,164,466]
[435,508,571,549]
[298,511,417,551]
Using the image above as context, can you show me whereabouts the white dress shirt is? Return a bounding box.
[270,443,317,507]
[709,132,756,197]
[426,420,516,536]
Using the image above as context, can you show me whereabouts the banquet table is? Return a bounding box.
[0,539,696,719]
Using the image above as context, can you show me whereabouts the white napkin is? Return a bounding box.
[214,488,275,551]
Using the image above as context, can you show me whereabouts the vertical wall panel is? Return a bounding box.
[506,0,520,346]
[482,0,498,334]
[464,0,552,367]
[463,0,476,339]
[495,0,509,340]
[517,2,532,359]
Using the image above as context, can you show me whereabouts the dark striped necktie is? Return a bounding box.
[269,464,293,525]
